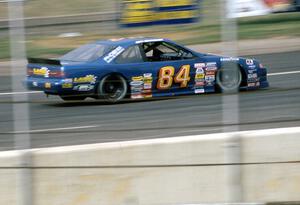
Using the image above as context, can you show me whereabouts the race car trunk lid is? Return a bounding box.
[27,58,65,78]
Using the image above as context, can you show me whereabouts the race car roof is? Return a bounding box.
[94,37,167,47]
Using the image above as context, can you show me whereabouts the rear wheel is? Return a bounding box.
[216,68,242,92]
[98,75,128,103]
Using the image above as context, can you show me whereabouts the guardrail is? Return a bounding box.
[1,127,300,205]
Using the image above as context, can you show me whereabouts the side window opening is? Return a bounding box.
[142,42,196,62]
[115,45,143,64]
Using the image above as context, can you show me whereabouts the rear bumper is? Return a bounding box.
[24,77,95,96]
[24,77,61,94]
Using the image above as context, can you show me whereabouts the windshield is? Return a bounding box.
[60,43,115,62]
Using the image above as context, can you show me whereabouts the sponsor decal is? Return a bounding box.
[195,73,205,79]
[195,81,205,86]
[32,82,38,87]
[205,74,215,86]
[248,82,256,87]
[248,65,256,69]
[195,77,205,82]
[144,83,152,89]
[62,83,73,89]
[205,71,215,76]
[247,78,257,83]
[206,62,217,67]
[143,79,153,84]
[73,84,94,91]
[195,88,205,94]
[248,73,258,79]
[130,81,143,86]
[246,59,254,65]
[205,75,215,81]
[194,63,205,69]
[131,94,144,99]
[206,66,217,71]
[131,86,143,92]
[63,78,73,83]
[45,82,51,88]
[143,73,152,78]
[103,46,125,63]
[131,91,142,95]
[136,39,163,44]
[33,67,49,78]
[132,76,144,81]
[73,75,97,84]
[130,73,153,99]
[120,0,199,27]
[142,73,153,89]
[142,89,152,94]
[248,69,256,74]
[196,67,204,74]
[221,57,239,62]
[143,73,153,86]
[143,93,153,98]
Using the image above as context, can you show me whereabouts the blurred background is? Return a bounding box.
[0,0,299,60]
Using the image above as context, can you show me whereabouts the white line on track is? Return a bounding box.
[147,128,223,139]
[268,70,300,76]
[11,125,98,134]
[0,70,299,96]
[0,91,42,96]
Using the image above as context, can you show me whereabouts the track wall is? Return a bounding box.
[0,127,300,205]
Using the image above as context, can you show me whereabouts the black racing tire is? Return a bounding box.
[216,67,242,93]
[98,74,128,103]
[60,96,86,101]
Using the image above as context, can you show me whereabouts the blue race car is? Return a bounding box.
[25,37,269,102]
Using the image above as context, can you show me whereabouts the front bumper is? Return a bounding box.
[240,67,269,90]
[257,67,269,88]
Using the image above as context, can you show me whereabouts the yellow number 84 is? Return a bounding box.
[157,65,191,90]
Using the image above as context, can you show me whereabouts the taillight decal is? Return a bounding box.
[49,71,65,78]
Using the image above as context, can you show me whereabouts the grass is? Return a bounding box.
[0,0,116,19]
[0,0,299,60]
[238,13,300,39]
[0,38,10,59]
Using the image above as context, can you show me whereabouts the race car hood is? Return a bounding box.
[200,53,259,68]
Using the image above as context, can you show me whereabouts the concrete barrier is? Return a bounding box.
[0,127,300,205]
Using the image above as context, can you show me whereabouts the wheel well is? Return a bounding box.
[215,63,245,92]
[95,73,130,96]
[216,64,246,85]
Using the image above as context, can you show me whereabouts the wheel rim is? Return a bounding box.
[100,75,127,102]
[216,69,242,91]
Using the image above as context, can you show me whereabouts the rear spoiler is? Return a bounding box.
[27,58,61,66]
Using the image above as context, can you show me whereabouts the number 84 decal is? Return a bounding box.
[157,65,191,90]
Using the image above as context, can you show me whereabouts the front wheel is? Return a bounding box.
[98,75,128,103]
[216,68,242,93]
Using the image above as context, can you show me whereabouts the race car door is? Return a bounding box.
[114,41,203,99]
[138,41,201,96]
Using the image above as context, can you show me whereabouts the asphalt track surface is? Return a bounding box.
[0,51,299,151]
